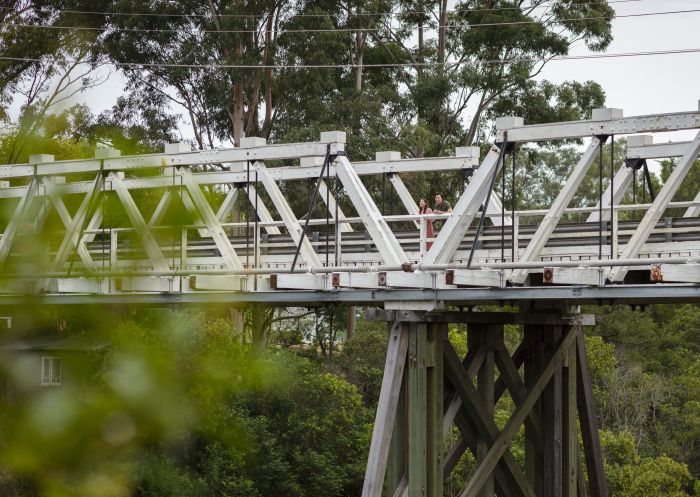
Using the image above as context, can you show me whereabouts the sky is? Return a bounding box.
[43,0,700,147]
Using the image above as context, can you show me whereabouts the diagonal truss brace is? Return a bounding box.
[109,173,170,272]
[609,131,700,281]
[0,176,40,267]
[511,138,601,285]
[317,179,353,233]
[444,342,537,497]
[254,161,322,269]
[334,155,408,266]
[423,145,503,265]
[43,175,102,271]
[176,167,243,270]
[587,164,634,223]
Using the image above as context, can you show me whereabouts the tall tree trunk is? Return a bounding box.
[263,3,274,136]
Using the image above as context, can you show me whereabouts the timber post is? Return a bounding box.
[363,307,608,497]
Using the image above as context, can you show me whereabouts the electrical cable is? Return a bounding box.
[0,0,650,20]
[2,47,698,70]
[6,7,699,35]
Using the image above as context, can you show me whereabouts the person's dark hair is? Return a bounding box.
[419,198,429,214]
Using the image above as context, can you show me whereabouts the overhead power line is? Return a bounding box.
[0,47,698,70]
[3,7,699,35]
[0,0,651,20]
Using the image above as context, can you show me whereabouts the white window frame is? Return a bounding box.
[41,356,61,386]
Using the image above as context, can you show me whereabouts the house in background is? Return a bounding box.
[0,335,109,401]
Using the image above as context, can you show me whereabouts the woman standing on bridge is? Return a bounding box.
[418,198,434,251]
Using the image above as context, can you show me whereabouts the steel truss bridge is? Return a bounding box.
[1,105,700,497]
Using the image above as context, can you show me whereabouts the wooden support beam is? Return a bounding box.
[426,323,445,497]
[543,326,563,497]
[408,322,428,497]
[456,325,577,497]
[524,326,544,495]
[387,373,407,496]
[362,322,409,497]
[473,324,498,497]
[494,341,526,402]
[576,330,609,497]
[444,343,536,497]
[563,343,578,497]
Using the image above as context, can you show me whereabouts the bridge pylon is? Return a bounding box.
[362,307,608,497]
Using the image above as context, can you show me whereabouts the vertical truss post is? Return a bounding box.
[510,139,601,285]
[387,372,407,497]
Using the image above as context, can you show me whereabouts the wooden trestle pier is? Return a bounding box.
[362,307,607,497]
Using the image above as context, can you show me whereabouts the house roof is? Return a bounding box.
[0,335,110,352]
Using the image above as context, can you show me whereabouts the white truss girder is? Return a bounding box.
[334,155,409,266]
[609,131,700,282]
[254,161,322,269]
[176,167,243,271]
[587,164,635,223]
[511,138,602,285]
[498,109,700,142]
[109,173,170,272]
[422,145,502,265]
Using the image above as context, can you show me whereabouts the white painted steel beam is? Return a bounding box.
[254,162,322,269]
[0,176,39,267]
[245,185,282,235]
[684,191,700,218]
[334,155,409,266]
[176,168,243,270]
[511,138,601,285]
[659,264,700,283]
[43,176,101,271]
[627,141,690,159]
[609,131,700,281]
[0,156,477,200]
[448,269,502,288]
[422,145,502,265]
[587,164,635,223]
[497,109,700,142]
[109,173,170,272]
[388,173,419,228]
[317,179,353,233]
[487,194,513,226]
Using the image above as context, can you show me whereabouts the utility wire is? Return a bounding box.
[3,7,699,35]
[0,0,652,20]
[0,47,698,70]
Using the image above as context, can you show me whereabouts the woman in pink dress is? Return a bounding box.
[418,198,434,251]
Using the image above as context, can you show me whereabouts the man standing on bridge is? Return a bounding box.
[433,193,452,214]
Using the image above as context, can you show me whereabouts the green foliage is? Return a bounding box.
[0,309,371,497]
